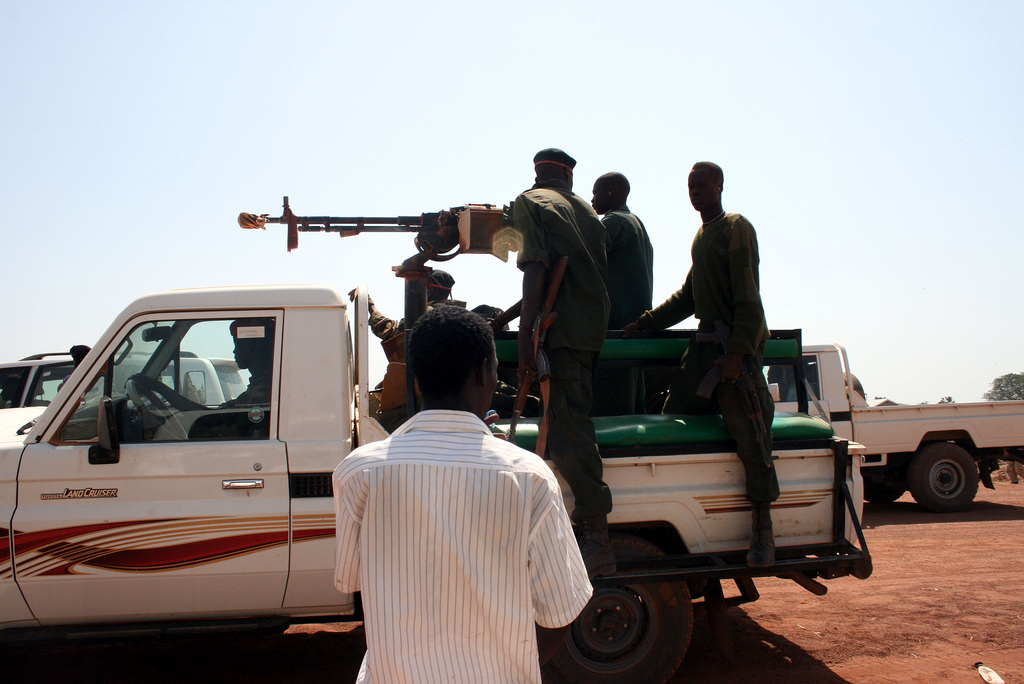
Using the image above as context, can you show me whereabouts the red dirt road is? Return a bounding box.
[5,483,1024,683]
[676,480,1024,683]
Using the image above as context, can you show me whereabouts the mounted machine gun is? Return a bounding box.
[239,196,521,413]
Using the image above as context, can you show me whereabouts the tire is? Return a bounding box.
[863,479,906,504]
[907,443,979,513]
[543,533,693,684]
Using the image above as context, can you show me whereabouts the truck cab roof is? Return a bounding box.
[122,285,348,317]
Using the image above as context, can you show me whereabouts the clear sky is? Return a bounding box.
[2,1,1022,404]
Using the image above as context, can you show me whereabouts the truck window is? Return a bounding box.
[27,361,75,406]
[802,356,821,399]
[1,367,29,408]
[60,372,108,442]
[765,356,821,404]
[60,317,277,444]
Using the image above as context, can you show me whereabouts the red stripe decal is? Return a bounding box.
[37,531,289,575]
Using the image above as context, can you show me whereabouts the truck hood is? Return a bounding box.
[0,406,46,444]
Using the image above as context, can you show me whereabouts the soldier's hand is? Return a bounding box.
[346,288,374,309]
[715,353,744,383]
[622,320,643,338]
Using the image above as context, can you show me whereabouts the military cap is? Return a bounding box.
[429,269,455,293]
[533,148,577,169]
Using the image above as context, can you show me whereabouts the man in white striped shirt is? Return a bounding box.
[335,305,593,683]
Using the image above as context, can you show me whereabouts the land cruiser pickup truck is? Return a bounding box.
[769,343,1024,512]
[0,286,870,684]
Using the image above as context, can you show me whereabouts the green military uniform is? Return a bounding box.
[369,308,402,345]
[592,204,654,417]
[603,205,654,330]
[515,178,612,521]
[636,213,779,503]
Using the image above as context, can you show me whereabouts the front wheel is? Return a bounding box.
[543,533,693,684]
[907,442,979,512]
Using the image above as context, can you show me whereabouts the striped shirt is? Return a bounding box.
[334,410,593,684]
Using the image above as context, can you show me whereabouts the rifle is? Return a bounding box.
[695,319,773,467]
[507,257,569,454]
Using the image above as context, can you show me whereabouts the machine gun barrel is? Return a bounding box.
[240,196,518,260]
[262,214,431,232]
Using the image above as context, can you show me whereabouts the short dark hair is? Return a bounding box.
[692,161,724,186]
[407,306,494,397]
[597,171,630,195]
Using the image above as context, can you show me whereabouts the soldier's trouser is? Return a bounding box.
[663,339,779,503]
[546,347,612,521]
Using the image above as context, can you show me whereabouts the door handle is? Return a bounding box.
[222,479,265,490]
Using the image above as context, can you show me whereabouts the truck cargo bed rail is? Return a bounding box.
[593,439,872,587]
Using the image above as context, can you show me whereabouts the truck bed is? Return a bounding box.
[495,414,869,585]
[851,400,1024,454]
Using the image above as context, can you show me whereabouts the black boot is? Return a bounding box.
[577,515,617,578]
[747,502,775,568]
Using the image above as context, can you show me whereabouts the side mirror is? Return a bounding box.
[185,370,207,405]
[89,396,120,465]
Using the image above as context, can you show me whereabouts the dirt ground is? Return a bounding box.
[5,480,1023,684]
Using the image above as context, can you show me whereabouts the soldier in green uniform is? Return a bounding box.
[624,161,779,567]
[590,172,654,416]
[363,271,457,432]
[367,270,457,344]
[514,148,615,577]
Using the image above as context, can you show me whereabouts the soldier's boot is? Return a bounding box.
[577,515,617,578]
[746,502,776,568]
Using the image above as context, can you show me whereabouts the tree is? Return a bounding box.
[983,373,1024,401]
[938,396,954,403]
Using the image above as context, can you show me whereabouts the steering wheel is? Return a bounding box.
[127,373,206,413]
[125,374,204,441]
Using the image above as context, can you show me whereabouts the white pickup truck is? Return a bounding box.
[1,286,870,684]
[769,343,1024,512]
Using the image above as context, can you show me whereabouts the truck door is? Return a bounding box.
[11,313,291,624]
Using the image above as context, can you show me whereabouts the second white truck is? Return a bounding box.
[770,343,1024,512]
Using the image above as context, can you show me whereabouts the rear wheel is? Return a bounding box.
[543,533,693,684]
[863,479,906,504]
[907,443,978,512]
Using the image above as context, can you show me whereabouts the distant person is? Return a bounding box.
[333,305,592,683]
[1007,459,1021,484]
[624,161,778,567]
[513,147,615,577]
[61,345,93,390]
[70,345,91,368]
[590,172,654,416]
